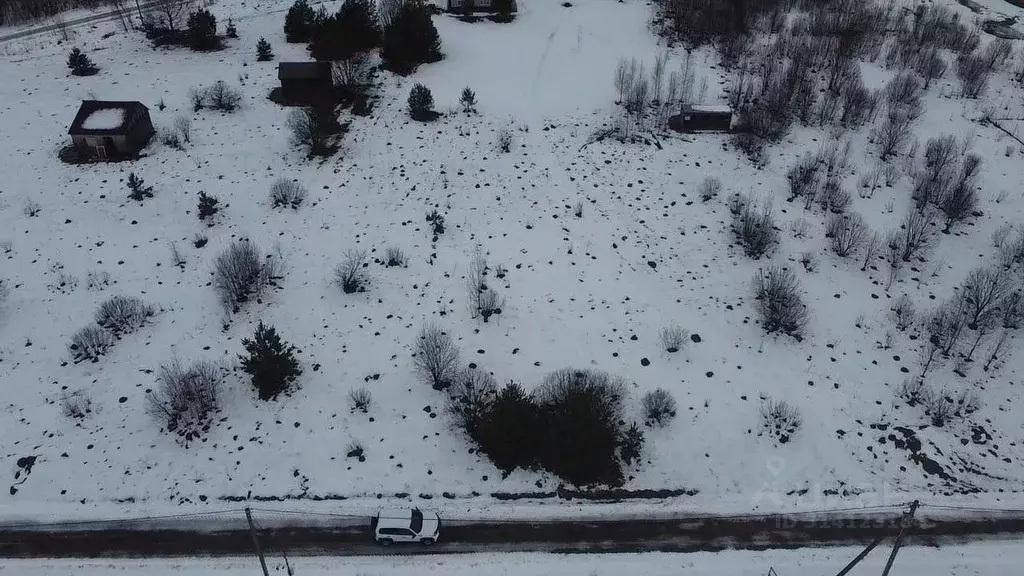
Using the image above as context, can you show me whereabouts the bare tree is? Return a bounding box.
[885,230,904,289]
[173,116,192,143]
[912,134,959,211]
[956,53,991,99]
[377,0,404,28]
[890,294,916,331]
[413,323,460,391]
[861,231,881,271]
[287,107,338,157]
[927,298,969,358]
[872,108,914,161]
[731,194,778,259]
[148,0,189,33]
[959,267,1010,330]
[898,209,934,262]
[651,51,668,103]
[939,154,981,232]
[752,266,808,340]
[332,53,374,89]
[916,47,947,88]
[614,58,639,104]
[982,38,1014,70]
[825,212,867,258]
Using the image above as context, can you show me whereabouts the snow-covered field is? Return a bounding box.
[1,0,1024,522]
[4,542,1024,575]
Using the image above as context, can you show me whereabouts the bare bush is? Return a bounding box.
[927,299,969,362]
[916,47,947,88]
[385,246,407,267]
[861,231,881,272]
[287,107,339,157]
[413,323,460,391]
[799,251,818,273]
[940,155,981,232]
[897,378,931,407]
[145,358,222,446]
[269,178,307,210]
[331,52,374,89]
[731,194,778,259]
[912,134,959,210]
[760,398,802,444]
[174,115,192,143]
[189,86,205,112]
[924,393,954,427]
[992,223,1014,249]
[885,72,924,120]
[447,367,497,435]
[872,108,914,161]
[817,179,851,213]
[348,386,372,413]
[69,325,114,363]
[496,128,513,153]
[960,267,1010,330]
[95,295,155,337]
[982,38,1013,70]
[898,210,934,262]
[786,155,820,205]
[956,53,991,99]
[698,177,721,202]
[659,324,689,353]
[206,80,242,112]
[641,388,677,428]
[213,240,280,314]
[825,212,867,258]
[466,249,503,322]
[753,266,808,340]
[60,390,93,420]
[334,249,369,294]
[890,294,915,331]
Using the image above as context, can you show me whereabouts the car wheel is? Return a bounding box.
[420,538,435,546]
[378,538,393,547]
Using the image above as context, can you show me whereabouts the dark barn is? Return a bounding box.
[278,62,334,105]
[669,104,735,133]
[68,101,154,160]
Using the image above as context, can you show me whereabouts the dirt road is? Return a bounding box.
[1,508,1023,558]
[0,2,162,43]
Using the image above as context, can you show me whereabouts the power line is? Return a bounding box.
[0,508,245,530]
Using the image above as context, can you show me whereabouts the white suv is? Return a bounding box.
[373,508,441,546]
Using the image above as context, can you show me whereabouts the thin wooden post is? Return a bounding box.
[245,507,270,576]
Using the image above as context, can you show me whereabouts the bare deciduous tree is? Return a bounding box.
[825,212,867,258]
[872,107,915,161]
[898,209,934,262]
[960,267,1010,330]
[752,266,808,340]
[956,53,991,99]
[939,154,981,232]
[413,323,460,391]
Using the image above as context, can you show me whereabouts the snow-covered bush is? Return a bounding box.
[659,324,688,353]
[731,194,778,259]
[270,178,307,210]
[212,240,281,314]
[95,295,155,337]
[68,325,114,363]
[641,388,677,427]
[413,323,460,391]
[348,386,373,413]
[146,358,222,446]
[760,398,802,444]
[239,321,302,401]
[334,249,369,294]
[752,266,807,340]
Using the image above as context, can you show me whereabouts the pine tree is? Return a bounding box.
[187,9,218,51]
[256,37,274,61]
[309,0,381,62]
[381,0,442,73]
[225,18,238,38]
[618,422,645,466]
[284,0,317,43]
[407,83,434,121]
[492,0,515,22]
[67,47,99,76]
[127,173,154,202]
[197,191,220,222]
[239,321,302,400]
[459,86,477,114]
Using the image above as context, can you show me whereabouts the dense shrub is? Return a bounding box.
[309,0,380,61]
[334,249,369,293]
[146,358,221,445]
[287,107,339,157]
[68,325,114,363]
[752,266,807,340]
[187,9,218,51]
[407,83,435,121]
[413,323,460,391]
[67,47,98,76]
[731,194,778,259]
[270,178,307,209]
[472,381,537,473]
[95,295,155,337]
[641,388,677,427]
[760,398,802,444]
[212,240,280,314]
[381,0,442,73]
[618,422,645,466]
[239,321,302,400]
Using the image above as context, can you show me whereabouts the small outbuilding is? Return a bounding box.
[277,62,334,105]
[669,104,735,133]
[68,100,154,160]
[446,0,494,11]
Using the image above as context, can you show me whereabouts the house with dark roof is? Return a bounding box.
[68,101,154,160]
[277,62,333,105]
[669,104,735,133]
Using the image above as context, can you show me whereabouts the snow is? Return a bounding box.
[4,543,1024,575]
[687,105,732,113]
[79,108,125,130]
[0,0,1023,522]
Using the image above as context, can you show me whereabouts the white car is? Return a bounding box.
[373,508,441,546]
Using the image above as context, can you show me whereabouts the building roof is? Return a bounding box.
[68,100,148,136]
[278,62,332,80]
[683,104,733,115]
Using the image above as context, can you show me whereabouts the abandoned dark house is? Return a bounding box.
[669,104,735,133]
[68,101,155,160]
[277,62,334,105]
[446,0,494,10]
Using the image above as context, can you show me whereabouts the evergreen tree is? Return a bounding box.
[256,37,274,61]
[459,86,476,114]
[492,0,515,22]
[197,191,220,222]
[67,47,99,76]
[381,0,442,73]
[225,17,238,38]
[239,321,302,401]
[474,382,537,474]
[284,0,317,43]
[407,83,434,120]
[618,422,645,466]
[187,9,218,50]
[309,0,381,62]
[127,173,154,202]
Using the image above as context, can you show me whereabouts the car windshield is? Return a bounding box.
[410,508,423,533]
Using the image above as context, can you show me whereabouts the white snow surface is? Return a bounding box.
[1,0,1024,521]
[79,108,126,130]
[4,543,1024,575]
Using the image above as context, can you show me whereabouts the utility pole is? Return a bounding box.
[834,536,884,576]
[880,500,920,576]
[134,0,144,23]
[245,507,270,576]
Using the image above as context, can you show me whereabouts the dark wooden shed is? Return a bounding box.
[669,104,735,133]
[278,62,333,104]
[68,101,154,160]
